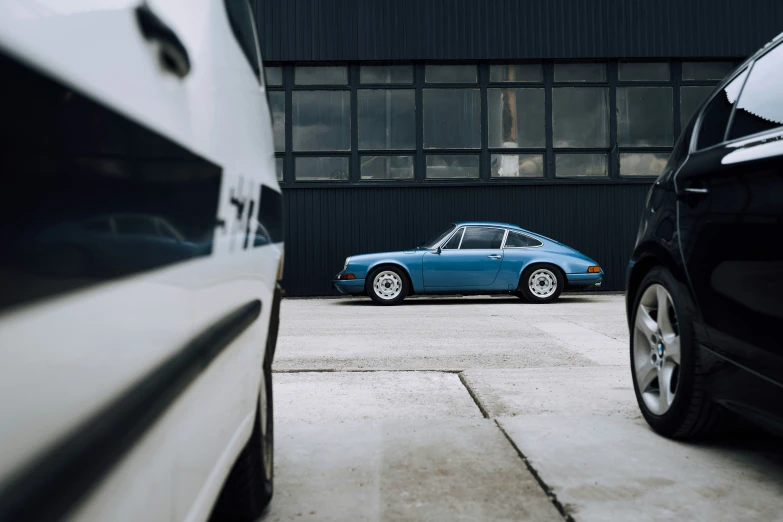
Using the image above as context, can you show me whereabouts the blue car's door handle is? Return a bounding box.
[488,254,502,259]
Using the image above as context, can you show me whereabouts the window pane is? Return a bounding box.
[618,62,669,81]
[426,155,479,179]
[489,64,543,83]
[553,88,609,147]
[505,232,542,248]
[696,69,748,150]
[265,66,283,86]
[617,87,674,146]
[728,44,783,140]
[620,152,670,177]
[360,65,413,84]
[358,90,415,149]
[294,66,347,85]
[360,155,414,180]
[292,91,350,151]
[423,89,481,149]
[275,157,283,181]
[556,154,608,177]
[554,63,606,82]
[683,62,734,81]
[425,65,477,83]
[295,156,349,181]
[491,154,544,178]
[268,91,285,152]
[443,228,464,249]
[487,88,545,148]
[460,227,505,249]
[681,86,715,129]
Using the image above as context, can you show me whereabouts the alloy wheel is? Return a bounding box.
[528,268,557,298]
[373,271,402,300]
[634,284,681,415]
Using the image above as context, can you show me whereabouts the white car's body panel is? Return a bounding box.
[0,0,280,520]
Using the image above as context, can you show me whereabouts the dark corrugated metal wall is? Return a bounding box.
[281,184,650,296]
[257,0,783,62]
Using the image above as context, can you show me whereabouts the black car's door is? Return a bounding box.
[676,44,783,386]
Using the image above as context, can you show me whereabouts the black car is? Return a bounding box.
[626,32,783,439]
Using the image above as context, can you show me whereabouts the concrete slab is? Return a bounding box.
[461,367,638,418]
[262,419,563,522]
[499,415,783,522]
[273,372,481,423]
[276,295,625,371]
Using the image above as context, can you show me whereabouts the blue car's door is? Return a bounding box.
[423,226,506,290]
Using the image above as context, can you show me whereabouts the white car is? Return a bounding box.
[0,1,282,521]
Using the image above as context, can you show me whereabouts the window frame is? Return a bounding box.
[502,230,543,249]
[691,64,752,154]
[457,226,508,250]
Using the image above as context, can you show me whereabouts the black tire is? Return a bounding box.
[518,264,564,304]
[366,265,409,305]
[210,361,273,521]
[630,266,727,439]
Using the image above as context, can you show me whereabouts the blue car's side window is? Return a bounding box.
[443,228,464,249]
[504,231,543,248]
[460,227,505,249]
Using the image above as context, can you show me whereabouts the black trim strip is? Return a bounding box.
[0,299,262,522]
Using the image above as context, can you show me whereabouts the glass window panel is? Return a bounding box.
[555,154,608,177]
[268,91,285,152]
[265,66,283,86]
[728,44,783,140]
[295,156,349,181]
[617,87,674,146]
[360,155,414,180]
[425,65,477,83]
[275,157,283,182]
[681,86,715,129]
[487,88,545,148]
[490,154,544,178]
[505,232,542,248]
[292,91,350,151]
[426,155,479,179]
[620,152,670,177]
[696,69,748,150]
[460,227,506,249]
[423,89,481,149]
[360,65,413,84]
[489,64,543,83]
[682,62,735,81]
[443,228,464,249]
[618,62,670,81]
[554,63,606,82]
[294,66,347,85]
[358,90,415,150]
[552,88,609,147]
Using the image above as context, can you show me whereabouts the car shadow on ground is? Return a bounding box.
[334,295,600,306]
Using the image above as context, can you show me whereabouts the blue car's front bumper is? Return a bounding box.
[332,278,366,295]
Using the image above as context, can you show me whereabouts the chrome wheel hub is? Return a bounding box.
[633,284,681,415]
[528,269,557,298]
[373,271,402,300]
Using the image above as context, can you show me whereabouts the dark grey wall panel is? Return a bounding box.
[257,0,783,62]
[281,183,650,296]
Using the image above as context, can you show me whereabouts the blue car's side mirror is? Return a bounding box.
[435,246,442,255]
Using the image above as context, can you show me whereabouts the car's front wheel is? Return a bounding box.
[630,266,727,439]
[367,266,408,305]
[518,264,564,303]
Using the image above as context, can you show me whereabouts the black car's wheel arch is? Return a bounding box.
[365,263,415,296]
[626,243,691,324]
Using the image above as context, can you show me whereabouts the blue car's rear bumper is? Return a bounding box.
[566,273,604,287]
[332,279,366,295]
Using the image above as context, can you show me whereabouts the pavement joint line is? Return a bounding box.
[457,372,490,419]
[272,368,464,373]
[495,420,575,522]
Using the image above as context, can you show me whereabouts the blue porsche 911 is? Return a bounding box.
[333,222,604,305]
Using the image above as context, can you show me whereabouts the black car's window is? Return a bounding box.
[696,68,748,150]
[224,0,263,83]
[460,227,505,250]
[728,44,783,141]
[115,217,157,236]
[443,228,464,249]
[505,231,543,248]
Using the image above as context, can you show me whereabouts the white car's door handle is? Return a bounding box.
[488,254,502,259]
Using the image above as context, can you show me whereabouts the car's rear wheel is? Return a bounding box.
[367,266,408,305]
[630,267,727,439]
[518,264,563,303]
[210,360,273,521]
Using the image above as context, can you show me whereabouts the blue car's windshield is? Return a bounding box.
[419,224,456,248]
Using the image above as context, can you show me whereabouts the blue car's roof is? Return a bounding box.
[454,221,524,230]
